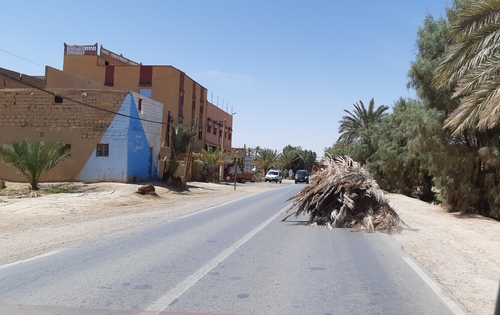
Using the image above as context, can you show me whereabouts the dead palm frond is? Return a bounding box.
[282,155,406,234]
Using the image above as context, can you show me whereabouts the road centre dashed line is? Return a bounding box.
[145,204,289,314]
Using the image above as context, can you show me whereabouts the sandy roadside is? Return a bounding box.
[0,180,498,315]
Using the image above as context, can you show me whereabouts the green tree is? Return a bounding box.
[276,148,299,176]
[0,141,71,190]
[407,0,500,218]
[253,148,280,175]
[296,149,317,173]
[434,0,500,133]
[407,12,459,114]
[369,98,440,201]
[337,98,389,143]
[194,147,228,182]
[163,124,197,181]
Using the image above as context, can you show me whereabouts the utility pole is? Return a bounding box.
[219,112,236,181]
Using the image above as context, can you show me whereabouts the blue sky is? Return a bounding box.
[0,1,449,157]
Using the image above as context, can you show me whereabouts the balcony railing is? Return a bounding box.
[64,43,98,56]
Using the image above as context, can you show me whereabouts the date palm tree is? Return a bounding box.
[194,147,228,182]
[163,124,197,181]
[434,0,500,134]
[0,141,71,190]
[338,98,389,143]
[253,148,280,175]
[276,149,299,175]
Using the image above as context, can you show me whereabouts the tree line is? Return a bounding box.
[326,0,500,220]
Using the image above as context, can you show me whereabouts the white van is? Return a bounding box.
[264,169,283,183]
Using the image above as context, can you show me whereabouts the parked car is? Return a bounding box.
[295,169,309,184]
[264,169,283,183]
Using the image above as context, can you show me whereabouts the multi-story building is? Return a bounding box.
[61,43,235,154]
[0,67,163,182]
[205,102,234,152]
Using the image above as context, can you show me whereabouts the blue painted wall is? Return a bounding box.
[78,92,161,182]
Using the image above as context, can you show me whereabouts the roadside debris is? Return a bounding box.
[136,184,158,196]
[282,155,406,234]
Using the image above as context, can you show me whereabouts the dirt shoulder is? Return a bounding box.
[0,181,498,315]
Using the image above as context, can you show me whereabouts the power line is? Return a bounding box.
[0,71,205,127]
[0,48,45,68]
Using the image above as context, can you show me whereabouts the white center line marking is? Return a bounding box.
[145,205,289,313]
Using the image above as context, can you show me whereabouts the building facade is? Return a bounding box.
[0,43,237,183]
[61,43,234,153]
[0,68,163,182]
[205,102,234,152]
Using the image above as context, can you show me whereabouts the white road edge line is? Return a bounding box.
[145,204,290,313]
[0,250,63,270]
[403,256,466,315]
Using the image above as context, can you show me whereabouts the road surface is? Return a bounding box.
[0,184,463,314]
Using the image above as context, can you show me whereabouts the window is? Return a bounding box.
[178,92,184,104]
[139,89,152,98]
[207,125,212,133]
[198,130,203,140]
[138,98,143,113]
[139,66,153,86]
[54,96,63,103]
[96,144,109,157]
[104,65,114,86]
[213,127,217,135]
[228,133,232,140]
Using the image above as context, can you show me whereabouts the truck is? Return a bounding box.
[225,164,254,183]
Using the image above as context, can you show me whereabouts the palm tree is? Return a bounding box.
[163,124,197,181]
[337,98,389,143]
[0,141,71,190]
[433,0,500,134]
[194,147,228,182]
[253,148,280,175]
[276,149,299,175]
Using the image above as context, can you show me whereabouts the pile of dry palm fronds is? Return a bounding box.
[283,155,406,234]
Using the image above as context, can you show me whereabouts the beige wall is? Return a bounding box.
[63,55,105,84]
[0,87,129,182]
[0,67,45,89]
[45,66,108,89]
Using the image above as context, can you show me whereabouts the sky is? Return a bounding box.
[0,0,450,157]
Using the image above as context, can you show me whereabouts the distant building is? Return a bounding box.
[205,103,234,152]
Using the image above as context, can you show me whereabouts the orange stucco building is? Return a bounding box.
[61,44,234,153]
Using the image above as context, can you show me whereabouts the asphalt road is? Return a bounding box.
[0,184,462,315]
